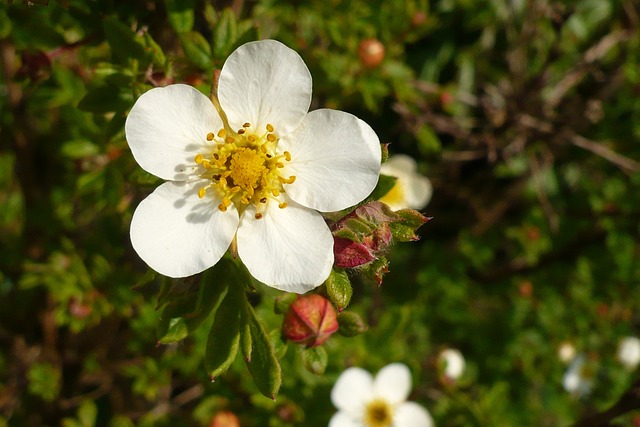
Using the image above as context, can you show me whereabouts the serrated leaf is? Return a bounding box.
[165,0,195,34]
[325,268,352,311]
[181,31,213,70]
[245,303,282,398]
[301,346,328,375]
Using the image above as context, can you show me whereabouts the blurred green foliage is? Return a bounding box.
[1,0,640,426]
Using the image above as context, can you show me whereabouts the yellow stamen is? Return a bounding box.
[284,151,291,161]
[255,212,263,219]
[206,132,214,141]
[266,124,274,132]
[225,136,235,144]
[278,202,288,209]
[267,134,276,142]
[195,154,204,164]
[243,122,251,128]
[238,129,245,135]
[198,187,206,198]
[217,129,226,138]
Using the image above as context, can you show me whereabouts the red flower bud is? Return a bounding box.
[358,39,385,69]
[210,410,240,427]
[282,294,339,347]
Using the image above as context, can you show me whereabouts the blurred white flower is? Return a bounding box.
[562,354,593,396]
[558,342,577,364]
[438,348,465,380]
[330,363,434,427]
[379,154,432,210]
[617,336,640,370]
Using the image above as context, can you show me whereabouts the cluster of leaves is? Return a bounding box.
[2,0,640,426]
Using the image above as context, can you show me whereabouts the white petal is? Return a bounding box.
[130,180,239,278]
[380,154,432,210]
[218,39,312,135]
[382,154,418,174]
[281,109,381,212]
[331,368,374,417]
[404,175,433,209]
[125,84,221,181]
[329,412,363,427]
[373,363,412,405]
[236,200,333,293]
[393,402,434,427]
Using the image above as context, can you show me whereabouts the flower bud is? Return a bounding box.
[358,39,385,69]
[210,410,240,427]
[337,311,368,337]
[282,294,338,347]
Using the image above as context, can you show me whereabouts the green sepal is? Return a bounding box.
[274,292,297,315]
[325,268,352,312]
[244,303,282,399]
[301,346,328,375]
[389,209,431,242]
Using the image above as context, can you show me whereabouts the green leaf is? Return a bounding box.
[61,139,99,159]
[325,268,352,311]
[301,346,328,375]
[368,174,398,202]
[165,0,195,34]
[204,282,240,380]
[180,31,213,70]
[338,311,368,337]
[78,83,133,114]
[157,267,230,344]
[212,8,238,58]
[103,16,148,63]
[142,32,166,66]
[244,303,282,399]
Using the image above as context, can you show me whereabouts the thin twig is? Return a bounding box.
[568,132,640,174]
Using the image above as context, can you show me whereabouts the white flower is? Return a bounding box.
[125,40,381,293]
[617,336,640,370]
[379,154,432,211]
[330,363,434,427]
[558,341,577,364]
[438,348,465,380]
[562,354,593,396]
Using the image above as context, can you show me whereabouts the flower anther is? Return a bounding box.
[194,121,295,219]
[364,399,393,427]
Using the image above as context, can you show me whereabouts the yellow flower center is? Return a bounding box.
[194,122,295,219]
[364,399,393,427]
[379,180,405,208]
